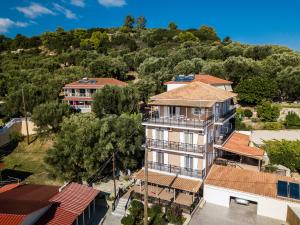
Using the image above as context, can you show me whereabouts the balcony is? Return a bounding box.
[143,114,214,129]
[148,161,205,179]
[64,93,92,98]
[146,139,205,154]
[215,107,236,123]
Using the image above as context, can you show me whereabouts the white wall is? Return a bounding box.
[166,83,187,91]
[204,184,300,221]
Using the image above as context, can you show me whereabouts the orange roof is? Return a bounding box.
[0,183,20,194]
[205,165,300,201]
[64,78,127,88]
[0,214,26,225]
[164,74,232,85]
[134,169,202,193]
[150,82,236,104]
[221,132,265,160]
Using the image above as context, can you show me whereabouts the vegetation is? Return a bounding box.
[243,109,253,118]
[284,111,300,128]
[165,205,185,225]
[121,200,144,225]
[257,101,280,122]
[263,140,300,171]
[263,122,284,130]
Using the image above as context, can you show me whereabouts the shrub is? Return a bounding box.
[257,101,280,122]
[263,122,284,130]
[149,204,167,225]
[9,131,23,143]
[285,111,300,128]
[121,215,135,225]
[244,109,253,118]
[166,205,185,225]
[251,117,260,123]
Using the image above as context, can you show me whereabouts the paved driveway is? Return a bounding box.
[189,203,287,225]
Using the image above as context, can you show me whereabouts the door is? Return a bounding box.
[184,155,193,169]
[157,152,164,165]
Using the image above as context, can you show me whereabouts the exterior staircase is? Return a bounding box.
[112,197,129,217]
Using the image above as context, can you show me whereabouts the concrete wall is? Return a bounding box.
[204,184,300,221]
[166,83,186,91]
[0,119,36,147]
[287,206,300,225]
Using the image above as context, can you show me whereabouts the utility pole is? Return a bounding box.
[21,88,29,145]
[112,151,117,198]
[144,147,148,225]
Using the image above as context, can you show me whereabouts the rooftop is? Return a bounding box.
[221,132,265,160]
[205,165,300,201]
[149,81,236,107]
[134,169,202,193]
[164,74,233,85]
[64,78,127,88]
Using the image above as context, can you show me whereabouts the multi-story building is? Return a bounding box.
[62,77,127,112]
[132,79,237,212]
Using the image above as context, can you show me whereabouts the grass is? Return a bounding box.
[1,135,63,185]
[274,103,300,109]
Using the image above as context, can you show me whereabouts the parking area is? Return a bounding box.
[189,202,287,225]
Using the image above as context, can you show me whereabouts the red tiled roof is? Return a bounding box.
[221,132,265,160]
[0,199,51,215]
[205,165,300,201]
[64,78,127,88]
[0,163,4,170]
[0,183,20,194]
[164,74,232,85]
[50,183,100,215]
[0,214,26,225]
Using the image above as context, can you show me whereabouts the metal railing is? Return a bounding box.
[148,161,205,179]
[143,114,214,129]
[215,108,236,122]
[0,118,27,133]
[64,93,92,97]
[146,139,205,154]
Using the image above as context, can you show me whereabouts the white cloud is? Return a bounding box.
[71,0,85,7]
[98,0,126,7]
[0,18,29,33]
[16,3,55,19]
[53,3,77,19]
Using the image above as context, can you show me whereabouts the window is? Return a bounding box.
[157,152,164,164]
[184,132,193,144]
[155,129,164,140]
[169,106,176,117]
[184,156,193,169]
[192,108,205,116]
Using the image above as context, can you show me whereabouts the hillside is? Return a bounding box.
[0,21,300,117]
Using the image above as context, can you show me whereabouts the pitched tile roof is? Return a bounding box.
[134,169,202,193]
[0,183,20,194]
[221,132,265,160]
[150,82,236,106]
[205,165,300,201]
[0,214,26,225]
[165,74,232,85]
[64,78,127,88]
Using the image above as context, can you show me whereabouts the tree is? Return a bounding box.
[92,85,139,118]
[168,22,178,31]
[243,45,273,60]
[234,77,278,105]
[244,109,253,118]
[257,101,280,122]
[263,140,300,171]
[136,16,147,30]
[81,31,109,52]
[177,32,198,43]
[32,101,73,133]
[198,25,220,41]
[277,66,300,100]
[121,200,144,225]
[285,111,300,128]
[137,57,167,77]
[124,15,135,29]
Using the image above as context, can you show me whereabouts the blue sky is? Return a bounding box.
[1,0,300,50]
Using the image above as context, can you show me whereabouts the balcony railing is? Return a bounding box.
[64,93,92,97]
[146,139,205,154]
[148,161,205,179]
[215,108,236,123]
[143,114,214,129]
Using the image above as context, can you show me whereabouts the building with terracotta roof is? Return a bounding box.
[132,80,237,212]
[204,165,300,221]
[164,74,233,91]
[0,182,100,225]
[62,77,127,112]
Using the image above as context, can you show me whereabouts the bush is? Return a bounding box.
[149,204,167,225]
[9,131,23,143]
[285,111,300,128]
[251,117,260,123]
[235,117,252,130]
[121,215,135,225]
[166,205,185,225]
[263,122,284,130]
[244,109,253,118]
[257,101,280,122]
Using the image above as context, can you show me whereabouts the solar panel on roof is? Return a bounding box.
[289,182,300,199]
[277,180,288,197]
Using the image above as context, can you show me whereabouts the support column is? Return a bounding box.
[173,189,176,203]
[88,204,91,218]
[93,199,95,214]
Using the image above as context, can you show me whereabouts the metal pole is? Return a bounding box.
[113,152,117,198]
[144,147,148,225]
[21,88,29,145]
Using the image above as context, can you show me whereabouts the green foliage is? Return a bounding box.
[32,101,73,133]
[122,200,144,225]
[80,31,109,52]
[263,122,284,130]
[244,109,253,118]
[9,131,23,143]
[124,15,135,29]
[177,32,199,43]
[257,101,280,122]
[92,85,139,118]
[136,16,147,30]
[277,66,300,100]
[197,25,220,41]
[165,205,185,225]
[263,140,300,171]
[285,111,300,128]
[235,77,278,105]
[168,22,178,31]
[149,204,167,225]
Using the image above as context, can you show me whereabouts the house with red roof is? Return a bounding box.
[62,77,127,113]
[0,182,100,225]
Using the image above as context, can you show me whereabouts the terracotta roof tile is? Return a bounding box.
[64,78,127,88]
[221,132,265,160]
[0,183,20,194]
[205,165,300,201]
[164,74,232,85]
[134,169,202,193]
[0,214,26,225]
